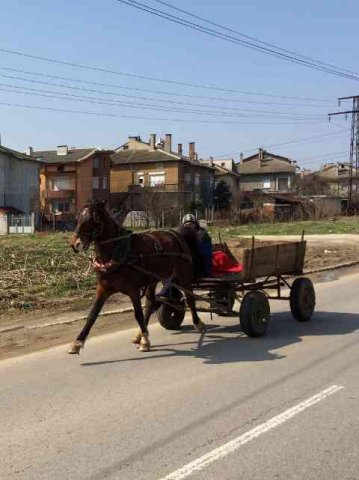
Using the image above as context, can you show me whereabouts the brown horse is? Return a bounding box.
[68,200,205,354]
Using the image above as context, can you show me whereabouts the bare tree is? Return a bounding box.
[294,174,331,196]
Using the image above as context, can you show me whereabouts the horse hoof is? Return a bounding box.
[139,334,151,352]
[195,321,206,333]
[139,343,151,352]
[68,341,84,355]
[132,333,142,344]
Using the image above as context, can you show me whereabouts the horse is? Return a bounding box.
[67,200,206,354]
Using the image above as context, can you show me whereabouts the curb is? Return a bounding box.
[304,260,359,275]
[0,325,25,334]
[26,306,135,330]
[3,261,358,334]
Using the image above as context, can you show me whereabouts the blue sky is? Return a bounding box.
[0,0,358,169]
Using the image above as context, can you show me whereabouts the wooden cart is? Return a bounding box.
[156,237,316,336]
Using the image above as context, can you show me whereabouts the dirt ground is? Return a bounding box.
[1,238,358,361]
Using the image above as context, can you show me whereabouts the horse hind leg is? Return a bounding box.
[185,290,206,333]
[174,268,206,333]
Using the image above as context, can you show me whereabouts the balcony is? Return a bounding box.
[47,189,76,200]
[128,183,192,193]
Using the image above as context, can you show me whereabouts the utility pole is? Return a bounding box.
[329,96,359,214]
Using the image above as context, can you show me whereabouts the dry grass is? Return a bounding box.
[0,233,95,317]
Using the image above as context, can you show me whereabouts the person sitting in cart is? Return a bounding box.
[179,214,242,278]
[180,213,213,277]
[157,214,212,300]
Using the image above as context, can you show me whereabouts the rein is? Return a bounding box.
[92,227,193,273]
[128,263,207,302]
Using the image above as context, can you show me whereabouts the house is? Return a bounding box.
[32,145,112,227]
[315,162,358,197]
[237,148,298,192]
[110,134,214,210]
[0,145,41,233]
[201,157,240,195]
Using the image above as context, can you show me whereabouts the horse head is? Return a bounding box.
[70,199,109,253]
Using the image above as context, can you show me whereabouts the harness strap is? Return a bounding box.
[166,229,192,257]
[143,232,164,254]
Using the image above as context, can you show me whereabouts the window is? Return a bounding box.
[135,172,145,187]
[93,157,100,168]
[92,176,99,189]
[103,176,108,189]
[51,201,70,213]
[50,177,74,191]
[278,177,289,191]
[149,172,165,187]
[195,173,201,186]
[184,173,191,186]
[221,162,225,167]
[263,178,271,189]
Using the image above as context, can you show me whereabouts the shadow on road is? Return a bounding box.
[81,310,359,367]
[84,310,359,480]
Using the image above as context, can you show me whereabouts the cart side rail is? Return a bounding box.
[241,240,306,282]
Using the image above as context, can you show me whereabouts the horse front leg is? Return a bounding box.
[132,283,158,345]
[130,290,151,352]
[68,284,110,354]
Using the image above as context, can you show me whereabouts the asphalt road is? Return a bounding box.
[1,270,359,480]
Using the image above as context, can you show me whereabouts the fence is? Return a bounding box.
[7,213,35,234]
[122,208,215,229]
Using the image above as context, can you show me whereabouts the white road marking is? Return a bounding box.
[158,385,344,480]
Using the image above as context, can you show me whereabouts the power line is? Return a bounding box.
[295,149,349,161]
[116,0,359,82]
[0,67,335,108]
[0,84,325,121]
[0,100,325,125]
[151,0,358,77]
[215,128,350,157]
[0,47,336,101]
[0,75,326,119]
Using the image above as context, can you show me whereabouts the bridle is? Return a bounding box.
[75,205,106,245]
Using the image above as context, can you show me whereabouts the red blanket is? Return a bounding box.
[211,250,243,277]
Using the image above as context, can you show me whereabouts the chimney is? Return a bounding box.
[209,156,214,166]
[26,146,33,156]
[240,152,244,162]
[149,133,156,150]
[189,142,195,160]
[57,145,68,156]
[258,148,264,161]
[177,143,183,156]
[164,134,172,152]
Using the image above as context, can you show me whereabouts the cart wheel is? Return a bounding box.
[215,288,235,316]
[240,291,270,337]
[290,277,315,322]
[156,300,186,330]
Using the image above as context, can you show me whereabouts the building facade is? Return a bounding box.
[32,145,112,226]
[201,158,240,194]
[110,134,214,210]
[238,149,298,192]
[0,145,40,214]
[315,162,358,197]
